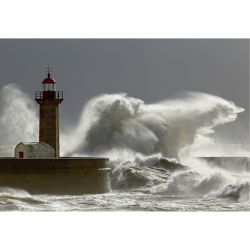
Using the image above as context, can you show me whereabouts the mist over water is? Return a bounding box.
[0,83,249,211]
[0,84,38,147]
[62,91,244,158]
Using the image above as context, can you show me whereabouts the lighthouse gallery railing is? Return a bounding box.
[35,91,63,100]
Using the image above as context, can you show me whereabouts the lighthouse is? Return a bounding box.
[35,68,63,157]
[0,67,110,195]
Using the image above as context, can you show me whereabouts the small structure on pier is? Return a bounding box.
[14,142,55,159]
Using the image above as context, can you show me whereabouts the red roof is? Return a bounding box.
[42,73,56,84]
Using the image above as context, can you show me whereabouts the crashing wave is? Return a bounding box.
[217,182,250,202]
[0,84,248,201]
[62,92,243,158]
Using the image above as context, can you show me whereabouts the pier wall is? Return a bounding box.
[0,157,111,194]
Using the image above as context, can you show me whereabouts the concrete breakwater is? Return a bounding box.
[199,157,250,173]
[0,157,111,194]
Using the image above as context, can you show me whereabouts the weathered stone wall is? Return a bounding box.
[0,157,111,194]
[37,100,61,158]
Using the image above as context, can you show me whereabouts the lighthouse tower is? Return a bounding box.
[35,68,63,158]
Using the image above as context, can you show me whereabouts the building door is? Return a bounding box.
[19,151,24,159]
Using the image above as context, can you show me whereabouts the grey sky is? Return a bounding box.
[0,39,248,144]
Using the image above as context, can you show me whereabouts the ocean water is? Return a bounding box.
[0,189,250,212]
[0,194,241,211]
[0,85,250,211]
[0,156,249,211]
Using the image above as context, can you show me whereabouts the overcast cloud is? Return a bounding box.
[0,39,248,144]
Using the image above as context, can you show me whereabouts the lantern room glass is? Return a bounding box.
[43,83,56,91]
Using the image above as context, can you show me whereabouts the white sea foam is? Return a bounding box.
[0,84,249,203]
[61,91,244,159]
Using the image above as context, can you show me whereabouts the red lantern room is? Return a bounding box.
[42,72,56,91]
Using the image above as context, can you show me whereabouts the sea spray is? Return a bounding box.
[0,85,242,159]
[62,92,244,158]
[0,84,249,202]
[64,91,246,199]
[0,84,38,147]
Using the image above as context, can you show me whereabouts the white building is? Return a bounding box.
[14,142,55,159]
